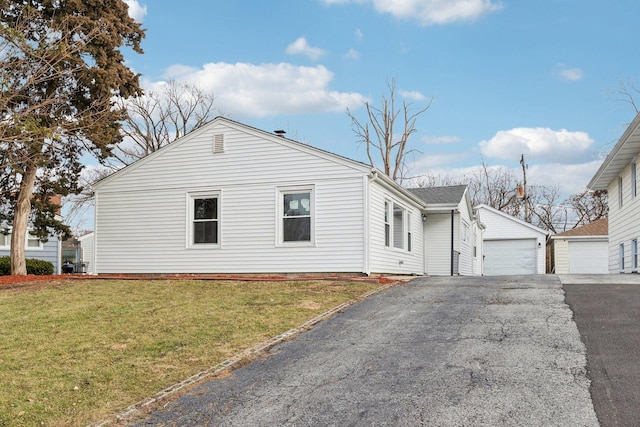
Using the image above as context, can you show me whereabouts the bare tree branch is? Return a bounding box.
[347,77,431,181]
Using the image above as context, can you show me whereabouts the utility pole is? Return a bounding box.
[520,154,528,221]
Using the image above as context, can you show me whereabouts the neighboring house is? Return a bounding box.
[0,228,62,274]
[408,185,484,276]
[548,218,608,274]
[92,117,427,276]
[588,112,640,273]
[475,204,548,275]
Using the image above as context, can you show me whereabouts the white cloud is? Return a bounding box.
[553,63,584,81]
[345,48,361,60]
[123,0,147,22]
[355,28,364,41]
[479,127,595,163]
[399,90,428,101]
[159,62,367,118]
[528,160,603,195]
[321,0,502,25]
[285,37,326,61]
[421,135,462,144]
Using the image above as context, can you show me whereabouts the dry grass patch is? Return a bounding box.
[0,278,381,426]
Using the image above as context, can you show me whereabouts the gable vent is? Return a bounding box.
[213,134,224,154]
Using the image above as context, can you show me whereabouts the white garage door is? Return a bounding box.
[484,239,537,275]
[569,241,609,274]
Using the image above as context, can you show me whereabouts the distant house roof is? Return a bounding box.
[553,218,608,238]
[407,185,467,205]
[589,112,640,190]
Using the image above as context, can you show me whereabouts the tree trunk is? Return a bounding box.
[10,163,38,275]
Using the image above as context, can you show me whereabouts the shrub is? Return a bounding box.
[0,257,9,275]
[0,256,54,275]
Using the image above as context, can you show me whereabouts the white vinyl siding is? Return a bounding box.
[368,182,423,275]
[423,213,454,276]
[607,157,640,273]
[93,121,372,274]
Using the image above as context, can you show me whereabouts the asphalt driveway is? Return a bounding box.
[133,275,597,426]
[562,274,640,427]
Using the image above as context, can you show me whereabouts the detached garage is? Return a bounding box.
[548,218,608,274]
[476,204,549,275]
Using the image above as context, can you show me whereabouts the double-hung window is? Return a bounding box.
[620,243,625,272]
[384,199,411,251]
[633,239,638,271]
[189,193,220,247]
[279,187,313,245]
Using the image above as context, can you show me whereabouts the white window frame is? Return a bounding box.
[384,198,411,252]
[277,185,314,247]
[620,243,625,272]
[0,230,43,250]
[632,161,637,199]
[0,232,9,249]
[462,221,470,244]
[187,191,221,249]
[27,233,44,250]
[633,239,638,272]
[619,176,624,208]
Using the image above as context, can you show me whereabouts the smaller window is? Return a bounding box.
[633,239,638,271]
[620,243,625,272]
[407,213,412,252]
[27,234,42,248]
[632,161,637,199]
[619,176,624,208]
[384,201,390,247]
[0,233,9,248]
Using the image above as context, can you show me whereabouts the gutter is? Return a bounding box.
[368,169,427,208]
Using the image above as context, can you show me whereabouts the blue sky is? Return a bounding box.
[90,0,638,214]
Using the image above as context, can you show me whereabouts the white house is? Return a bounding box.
[92,117,427,276]
[408,185,484,276]
[475,204,548,275]
[588,112,640,273]
[548,218,608,274]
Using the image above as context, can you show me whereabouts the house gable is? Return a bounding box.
[589,112,640,191]
[94,116,371,192]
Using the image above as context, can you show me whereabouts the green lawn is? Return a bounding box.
[0,278,382,426]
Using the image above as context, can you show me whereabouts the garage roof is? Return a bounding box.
[552,217,608,238]
[588,112,640,190]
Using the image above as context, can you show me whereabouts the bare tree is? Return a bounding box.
[611,78,640,114]
[347,78,431,181]
[109,80,217,167]
[64,81,218,231]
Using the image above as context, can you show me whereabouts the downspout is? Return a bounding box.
[450,209,454,276]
